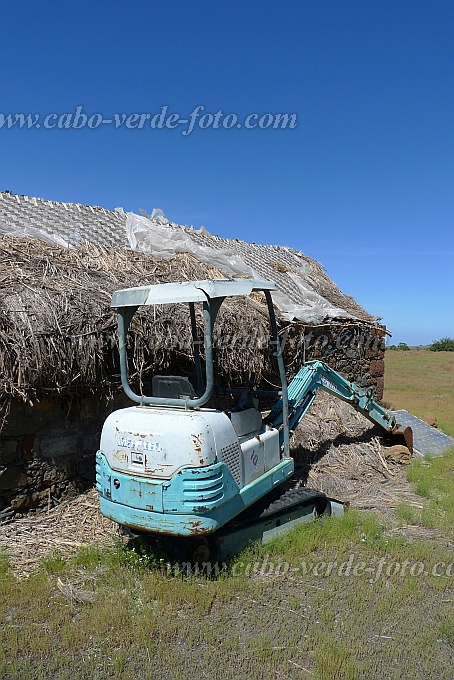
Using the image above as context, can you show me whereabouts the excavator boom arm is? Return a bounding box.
[267,360,406,447]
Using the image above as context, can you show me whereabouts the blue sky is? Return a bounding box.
[1,0,453,345]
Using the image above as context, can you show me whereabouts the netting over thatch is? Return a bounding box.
[0,192,377,324]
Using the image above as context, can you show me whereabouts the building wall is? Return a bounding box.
[284,323,386,399]
[0,394,129,519]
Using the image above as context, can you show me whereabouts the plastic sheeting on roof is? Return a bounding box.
[125,213,356,324]
[126,212,255,277]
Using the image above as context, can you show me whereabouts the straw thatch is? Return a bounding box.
[0,235,277,409]
[0,234,379,415]
[291,392,417,515]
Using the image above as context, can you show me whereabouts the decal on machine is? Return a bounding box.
[115,432,164,453]
[131,452,144,465]
[248,448,260,470]
[112,449,128,463]
[319,375,337,393]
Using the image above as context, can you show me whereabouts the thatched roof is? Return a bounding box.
[0,192,382,407]
[0,191,377,324]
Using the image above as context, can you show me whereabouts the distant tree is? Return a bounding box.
[429,337,454,351]
[386,342,410,351]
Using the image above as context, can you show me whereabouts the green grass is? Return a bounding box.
[384,350,454,436]
[405,447,454,534]
[1,447,453,678]
[394,501,418,526]
[1,495,453,679]
[315,641,358,680]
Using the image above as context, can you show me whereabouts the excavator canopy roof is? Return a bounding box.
[111,278,277,308]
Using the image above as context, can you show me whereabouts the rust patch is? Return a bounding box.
[187,519,206,535]
[191,433,203,453]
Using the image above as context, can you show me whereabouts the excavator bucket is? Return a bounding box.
[390,422,414,454]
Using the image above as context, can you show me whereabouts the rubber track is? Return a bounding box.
[259,487,328,519]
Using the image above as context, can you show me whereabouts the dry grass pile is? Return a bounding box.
[0,488,118,577]
[292,392,423,522]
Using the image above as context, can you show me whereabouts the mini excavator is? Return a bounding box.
[96,279,412,563]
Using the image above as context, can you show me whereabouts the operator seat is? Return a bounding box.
[152,375,196,400]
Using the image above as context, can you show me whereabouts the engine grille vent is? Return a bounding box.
[220,442,242,486]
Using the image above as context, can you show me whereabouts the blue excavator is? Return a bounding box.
[96,279,413,563]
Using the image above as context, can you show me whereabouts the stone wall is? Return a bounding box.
[0,322,385,520]
[284,323,386,400]
[0,394,129,521]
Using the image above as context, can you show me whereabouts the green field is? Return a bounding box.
[1,351,453,679]
[383,350,454,437]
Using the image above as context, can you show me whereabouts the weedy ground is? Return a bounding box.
[0,351,453,679]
